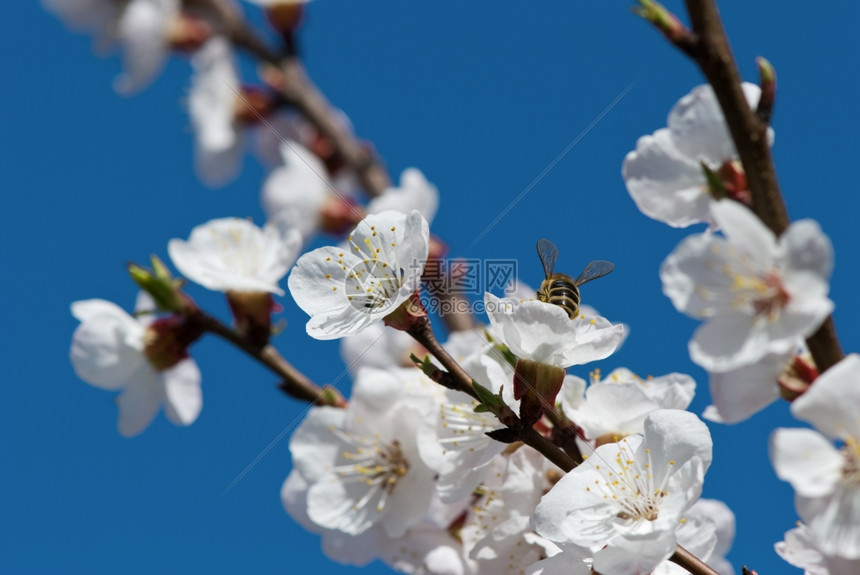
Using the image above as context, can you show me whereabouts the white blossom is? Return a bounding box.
[289,210,430,340]
[286,367,439,540]
[367,168,439,223]
[770,354,860,559]
[702,349,793,424]
[560,368,696,443]
[661,200,833,372]
[483,293,623,369]
[460,448,550,575]
[69,295,201,437]
[417,352,515,503]
[533,409,713,575]
[114,0,179,95]
[775,524,860,575]
[622,83,771,228]
[168,217,301,296]
[340,322,420,377]
[188,37,244,187]
[261,140,356,240]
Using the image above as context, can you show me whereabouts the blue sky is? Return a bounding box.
[2,1,860,573]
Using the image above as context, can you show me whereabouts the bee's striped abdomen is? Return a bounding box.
[540,276,581,319]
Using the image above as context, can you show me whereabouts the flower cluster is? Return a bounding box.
[51,1,858,574]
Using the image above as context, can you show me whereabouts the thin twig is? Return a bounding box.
[670,545,721,575]
[188,309,344,407]
[407,317,578,472]
[640,0,844,372]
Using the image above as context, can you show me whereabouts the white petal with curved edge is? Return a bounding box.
[791,354,860,439]
[622,129,712,228]
[798,485,860,559]
[114,0,176,95]
[70,300,146,390]
[704,351,786,424]
[689,313,764,372]
[660,233,740,318]
[115,367,164,437]
[289,246,363,315]
[162,358,202,426]
[642,409,713,487]
[710,200,777,270]
[770,428,842,497]
[781,219,834,280]
[169,217,298,294]
[261,140,331,238]
[367,168,439,223]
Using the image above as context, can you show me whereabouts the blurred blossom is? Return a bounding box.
[623,83,772,228]
[188,37,244,187]
[69,294,202,437]
[559,367,696,444]
[114,0,180,95]
[168,216,301,296]
[367,168,440,223]
[770,354,860,560]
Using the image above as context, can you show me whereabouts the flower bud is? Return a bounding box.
[128,255,195,315]
[514,358,566,427]
[226,290,277,348]
[143,316,202,371]
[167,13,212,52]
[383,292,428,332]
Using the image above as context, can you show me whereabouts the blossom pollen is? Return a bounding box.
[329,428,411,513]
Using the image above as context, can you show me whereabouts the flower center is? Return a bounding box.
[584,443,669,524]
[437,400,498,454]
[330,427,410,512]
[344,228,406,312]
[841,438,860,486]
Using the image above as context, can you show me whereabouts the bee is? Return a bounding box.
[536,238,614,319]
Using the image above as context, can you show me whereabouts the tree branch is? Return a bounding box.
[407,317,578,473]
[188,309,345,407]
[640,0,844,372]
[670,545,721,575]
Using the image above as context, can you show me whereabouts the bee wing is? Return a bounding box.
[536,238,559,279]
[574,260,615,286]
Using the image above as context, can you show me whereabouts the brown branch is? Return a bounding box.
[641,0,844,372]
[187,309,345,407]
[407,317,578,473]
[670,545,720,575]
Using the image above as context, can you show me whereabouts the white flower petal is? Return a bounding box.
[710,200,777,270]
[791,354,860,439]
[780,219,834,281]
[115,367,165,437]
[668,84,761,166]
[689,313,764,372]
[261,140,332,238]
[169,217,300,295]
[770,428,843,497]
[798,486,860,559]
[189,37,243,187]
[162,358,202,426]
[704,351,786,424]
[366,168,439,223]
[70,299,146,390]
[622,128,711,228]
[114,0,176,95]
